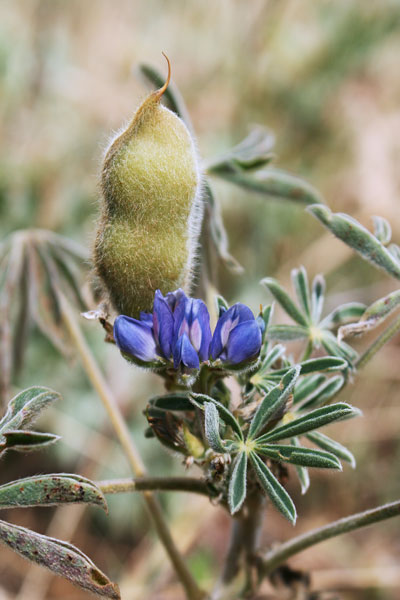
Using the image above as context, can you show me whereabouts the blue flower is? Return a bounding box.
[210,303,262,365]
[114,289,211,370]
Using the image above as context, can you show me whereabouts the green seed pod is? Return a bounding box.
[94,55,202,317]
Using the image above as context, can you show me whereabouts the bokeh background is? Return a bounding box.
[1,1,400,598]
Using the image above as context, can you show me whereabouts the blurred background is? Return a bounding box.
[1,1,400,598]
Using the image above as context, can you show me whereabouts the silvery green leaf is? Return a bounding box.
[311,274,326,323]
[204,402,226,453]
[308,205,400,280]
[291,266,311,319]
[149,393,194,411]
[249,452,296,524]
[0,387,60,439]
[292,438,310,495]
[0,430,60,454]
[388,243,400,263]
[320,302,367,329]
[210,163,323,205]
[255,443,342,470]
[205,126,275,172]
[258,344,286,373]
[261,278,308,326]
[204,182,244,274]
[293,374,326,404]
[228,452,247,514]
[307,431,356,468]
[0,520,120,598]
[268,325,309,341]
[260,303,274,333]
[257,403,361,443]
[321,330,357,364]
[372,216,391,245]
[274,356,347,377]
[190,393,243,440]
[0,474,107,510]
[300,375,345,409]
[338,289,400,341]
[248,366,301,440]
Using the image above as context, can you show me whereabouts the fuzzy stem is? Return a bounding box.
[355,314,400,369]
[97,477,211,497]
[258,499,400,575]
[59,294,205,600]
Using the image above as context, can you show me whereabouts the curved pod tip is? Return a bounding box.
[154,52,171,101]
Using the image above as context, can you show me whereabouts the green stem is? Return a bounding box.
[258,499,400,574]
[355,314,400,369]
[59,294,205,600]
[97,477,212,497]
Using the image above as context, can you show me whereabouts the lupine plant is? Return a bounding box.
[1,58,400,599]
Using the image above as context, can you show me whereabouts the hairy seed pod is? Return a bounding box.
[94,55,202,317]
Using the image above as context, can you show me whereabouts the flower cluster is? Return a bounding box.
[113,289,262,370]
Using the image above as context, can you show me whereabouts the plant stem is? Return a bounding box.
[59,294,205,600]
[356,314,400,369]
[259,499,400,575]
[97,477,212,497]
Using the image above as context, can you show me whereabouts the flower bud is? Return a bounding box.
[94,55,202,317]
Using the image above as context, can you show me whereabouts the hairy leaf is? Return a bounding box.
[300,375,345,409]
[149,393,194,411]
[0,387,60,440]
[190,393,243,440]
[255,443,342,470]
[293,374,326,404]
[228,452,247,514]
[250,452,296,524]
[291,266,311,319]
[248,366,300,439]
[0,430,60,454]
[307,431,356,468]
[257,403,361,443]
[308,205,400,280]
[311,274,326,323]
[292,437,310,495]
[267,325,309,341]
[0,474,107,510]
[204,402,226,453]
[0,520,120,598]
[320,302,367,329]
[338,289,400,341]
[372,216,391,245]
[261,278,308,326]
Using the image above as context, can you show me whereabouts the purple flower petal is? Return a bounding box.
[226,320,262,364]
[210,303,255,360]
[173,333,200,370]
[114,316,157,362]
[191,300,212,361]
[153,290,174,358]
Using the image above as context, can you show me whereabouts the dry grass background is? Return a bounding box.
[0,1,400,598]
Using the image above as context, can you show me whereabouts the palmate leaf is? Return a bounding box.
[0,520,120,598]
[0,474,107,510]
[256,403,361,444]
[308,205,400,280]
[254,443,341,470]
[307,431,356,468]
[228,452,247,514]
[248,366,300,440]
[190,393,243,440]
[249,452,296,524]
